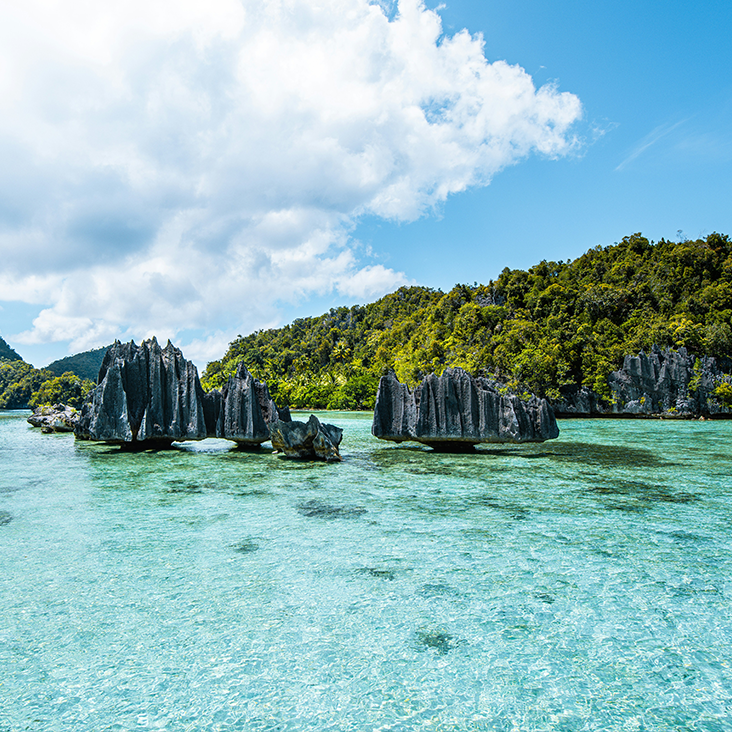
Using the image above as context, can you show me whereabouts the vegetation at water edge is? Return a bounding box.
[202,233,732,409]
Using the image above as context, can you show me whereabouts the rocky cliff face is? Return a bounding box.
[551,346,731,418]
[607,346,731,417]
[372,368,559,448]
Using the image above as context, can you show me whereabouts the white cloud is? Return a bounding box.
[0,0,582,362]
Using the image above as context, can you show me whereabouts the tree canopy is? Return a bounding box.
[202,233,732,408]
[46,346,109,382]
[0,336,23,363]
[0,359,95,409]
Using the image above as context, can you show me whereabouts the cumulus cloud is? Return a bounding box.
[0,0,582,361]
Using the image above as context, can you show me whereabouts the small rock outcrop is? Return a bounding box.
[270,415,343,461]
[205,363,291,446]
[607,346,731,418]
[27,404,79,433]
[372,368,559,448]
[551,385,605,417]
[551,346,732,418]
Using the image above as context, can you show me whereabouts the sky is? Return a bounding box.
[1,0,730,369]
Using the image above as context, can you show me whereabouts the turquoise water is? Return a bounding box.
[1,410,731,731]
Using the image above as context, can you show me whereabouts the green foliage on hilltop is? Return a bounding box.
[202,286,441,409]
[28,372,95,409]
[0,336,23,363]
[46,346,110,382]
[0,361,54,409]
[203,232,732,408]
[0,346,97,409]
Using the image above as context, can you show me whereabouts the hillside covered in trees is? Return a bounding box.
[46,345,111,382]
[0,360,95,410]
[0,340,98,410]
[0,336,23,363]
[202,233,732,409]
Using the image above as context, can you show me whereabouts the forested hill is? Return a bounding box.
[0,336,23,362]
[46,345,111,382]
[0,339,98,410]
[207,231,731,410]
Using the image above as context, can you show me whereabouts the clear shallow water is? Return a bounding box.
[1,410,731,732]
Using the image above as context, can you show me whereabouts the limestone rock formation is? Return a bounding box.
[550,346,731,418]
[204,363,291,446]
[75,339,293,447]
[270,414,343,461]
[372,368,559,448]
[27,404,80,433]
[607,346,731,418]
[75,338,210,446]
[551,385,606,417]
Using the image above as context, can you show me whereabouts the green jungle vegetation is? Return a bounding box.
[0,341,103,409]
[0,361,54,409]
[46,345,110,382]
[27,372,95,409]
[0,358,95,410]
[0,336,23,363]
[3,232,731,412]
[202,233,732,410]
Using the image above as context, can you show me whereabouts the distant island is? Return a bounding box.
[2,233,731,414]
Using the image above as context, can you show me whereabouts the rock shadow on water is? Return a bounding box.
[231,442,270,453]
[414,629,456,656]
[0,477,43,494]
[232,539,260,554]
[666,529,708,543]
[418,582,460,598]
[357,567,396,580]
[470,495,530,520]
[119,439,177,452]
[584,479,699,511]
[532,591,556,604]
[232,488,273,498]
[296,499,367,519]
[533,441,673,469]
[165,480,205,494]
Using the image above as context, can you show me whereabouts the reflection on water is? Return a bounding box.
[0,412,731,731]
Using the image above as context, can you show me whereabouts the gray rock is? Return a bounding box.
[75,338,208,446]
[607,346,731,418]
[548,346,732,418]
[27,403,80,433]
[270,414,343,461]
[372,368,559,448]
[74,340,293,448]
[205,363,290,446]
[551,386,605,417]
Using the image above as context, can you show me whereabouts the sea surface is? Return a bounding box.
[1,410,731,731]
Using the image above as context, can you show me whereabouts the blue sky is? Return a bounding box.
[349,0,732,288]
[1,0,730,368]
